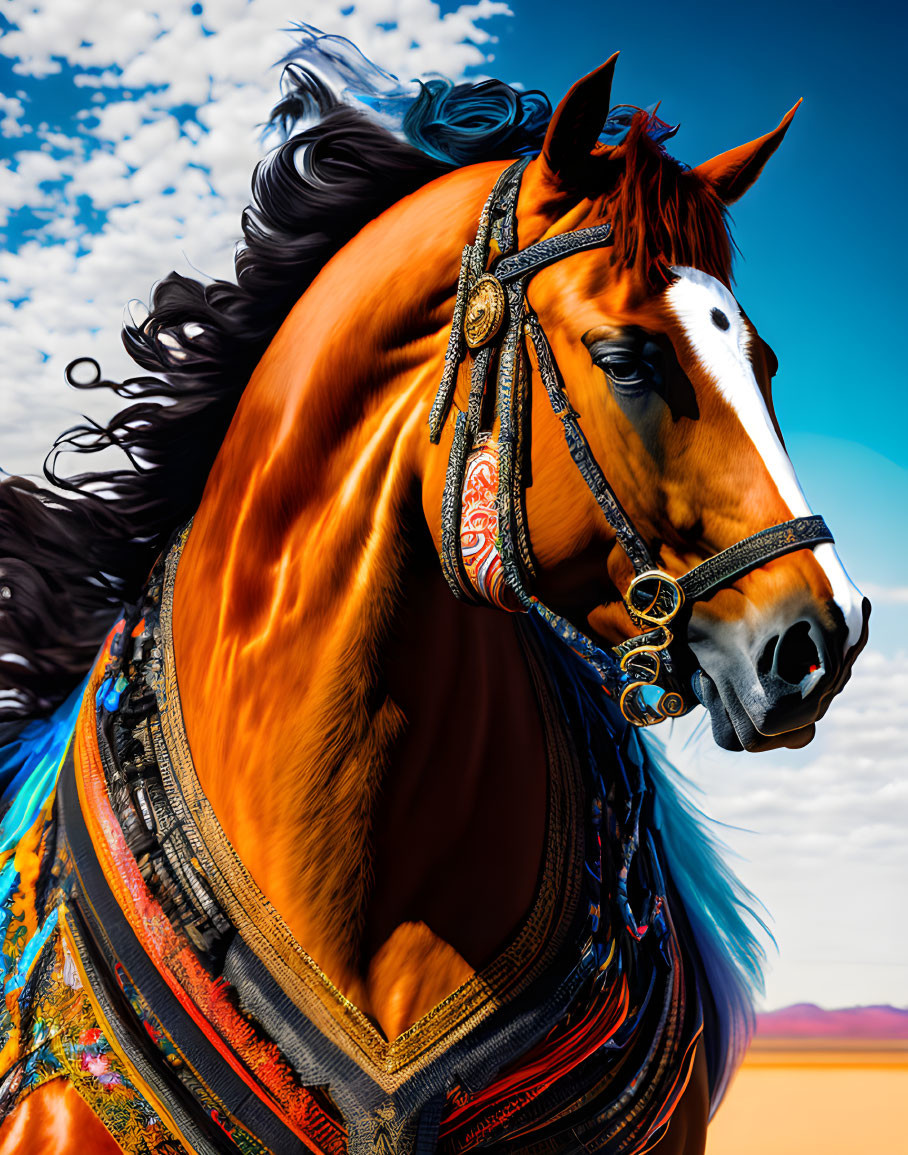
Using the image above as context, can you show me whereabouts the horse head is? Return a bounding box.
[427,57,869,752]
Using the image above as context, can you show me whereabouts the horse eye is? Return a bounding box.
[600,358,643,384]
[588,337,663,395]
[585,330,668,400]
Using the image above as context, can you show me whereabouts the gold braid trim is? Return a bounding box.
[146,524,584,1088]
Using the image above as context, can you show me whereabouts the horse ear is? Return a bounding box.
[541,53,620,182]
[693,100,802,204]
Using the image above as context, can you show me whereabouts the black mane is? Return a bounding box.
[0,67,551,721]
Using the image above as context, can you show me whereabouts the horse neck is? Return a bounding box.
[170,159,549,1014]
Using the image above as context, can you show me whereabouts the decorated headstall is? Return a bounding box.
[428,160,834,726]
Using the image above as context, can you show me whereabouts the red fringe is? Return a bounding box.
[439,973,630,1149]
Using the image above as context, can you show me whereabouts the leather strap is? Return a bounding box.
[428,161,529,445]
[525,308,655,576]
[678,516,834,602]
[495,223,613,284]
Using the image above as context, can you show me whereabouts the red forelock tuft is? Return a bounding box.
[607,109,734,288]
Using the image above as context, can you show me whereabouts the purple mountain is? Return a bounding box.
[756,1004,908,1039]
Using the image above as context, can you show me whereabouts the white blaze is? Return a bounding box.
[665,266,864,649]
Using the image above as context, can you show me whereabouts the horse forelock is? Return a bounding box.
[601,109,733,290]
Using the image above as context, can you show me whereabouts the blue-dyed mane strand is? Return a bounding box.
[526,614,768,1113]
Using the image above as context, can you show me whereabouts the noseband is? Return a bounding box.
[429,160,833,726]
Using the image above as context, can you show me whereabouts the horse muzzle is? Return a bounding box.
[686,595,872,751]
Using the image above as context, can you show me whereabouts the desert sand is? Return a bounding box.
[705,1039,908,1155]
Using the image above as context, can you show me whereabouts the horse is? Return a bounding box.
[0,44,869,1155]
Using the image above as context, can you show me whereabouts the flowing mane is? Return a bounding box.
[0,66,548,720]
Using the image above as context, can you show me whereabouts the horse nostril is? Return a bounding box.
[774,620,823,693]
[757,635,778,678]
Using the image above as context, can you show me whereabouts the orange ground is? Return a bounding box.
[705,1040,908,1154]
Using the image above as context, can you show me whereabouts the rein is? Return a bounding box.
[428,160,834,726]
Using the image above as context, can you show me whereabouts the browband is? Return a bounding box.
[495,223,615,284]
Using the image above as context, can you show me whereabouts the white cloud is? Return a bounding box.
[861,582,908,605]
[0,0,509,474]
[0,94,29,137]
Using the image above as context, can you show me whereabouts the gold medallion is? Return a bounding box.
[464,275,506,348]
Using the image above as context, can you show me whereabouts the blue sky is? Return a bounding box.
[1,0,905,1009]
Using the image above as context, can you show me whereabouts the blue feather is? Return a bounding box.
[0,677,86,853]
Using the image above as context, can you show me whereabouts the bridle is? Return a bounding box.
[428,159,834,726]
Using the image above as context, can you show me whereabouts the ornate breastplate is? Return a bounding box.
[0,524,702,1154]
